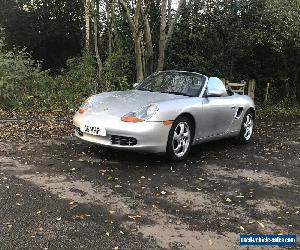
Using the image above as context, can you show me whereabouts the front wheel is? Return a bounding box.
[167,116,193,161]
[237,110,254,143]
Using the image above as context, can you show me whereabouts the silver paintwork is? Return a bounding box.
[73,71,255,153]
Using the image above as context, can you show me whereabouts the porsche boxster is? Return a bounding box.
[73,71,255,161]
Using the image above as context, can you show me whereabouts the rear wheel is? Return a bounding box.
[167,116,193,161]
[237,110,254,143]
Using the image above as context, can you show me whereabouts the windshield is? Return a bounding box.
[136,71,206,97]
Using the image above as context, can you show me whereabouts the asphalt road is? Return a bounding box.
[0,115,299,249]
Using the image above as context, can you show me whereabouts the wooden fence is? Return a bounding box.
[221,79,256,100]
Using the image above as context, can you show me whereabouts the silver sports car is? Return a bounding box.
[73,71,255,161]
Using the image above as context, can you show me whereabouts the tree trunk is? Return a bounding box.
[92,0,102,92]
[134,31,144,82]
[157,0,185,71]
[84,0,91,51]
[142,7,154,76]
[165,0,185,46]
[118,0,143,81]
[282,55,289,98]
[157,0,167,72]
[294,66,300,103]
[107,0,114,57]
[167,0,172,23]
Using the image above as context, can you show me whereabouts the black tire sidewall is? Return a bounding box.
[167,116,193,161]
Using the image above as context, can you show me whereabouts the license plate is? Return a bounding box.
[83,125,106,136]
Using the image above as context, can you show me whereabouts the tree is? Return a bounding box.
[157,0,185,71]
[84,0,91,51]
[91,0,103,92]
[141,5,154,76]
[0,0,84,70]
[118,0,144,81]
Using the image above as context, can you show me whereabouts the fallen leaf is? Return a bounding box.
[258,221,265,228]
[73,215,85,220]
[70,204,78,210]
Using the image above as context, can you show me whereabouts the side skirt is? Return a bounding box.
[192,131,240,146]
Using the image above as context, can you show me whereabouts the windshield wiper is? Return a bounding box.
[160,91,191,97]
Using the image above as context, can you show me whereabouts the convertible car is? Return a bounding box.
[73,71,255,161]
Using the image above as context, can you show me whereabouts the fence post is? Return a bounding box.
[248,79,256,100]
[241,80,246,95]
[264,82,270,105]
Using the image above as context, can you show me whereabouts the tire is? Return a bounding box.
[167,116,194,161]
[237,110,254,144]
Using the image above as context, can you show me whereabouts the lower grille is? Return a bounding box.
[111,135,137,146]
[76,127,83,136]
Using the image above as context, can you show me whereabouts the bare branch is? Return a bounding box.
[134,0,142,31]
[118,0,136,33]
[166,0,185,45]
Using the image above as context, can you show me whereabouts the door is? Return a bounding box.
[200,96,236,138]
[198,77,236,139]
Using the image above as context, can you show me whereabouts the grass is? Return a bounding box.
[257,103,300,118]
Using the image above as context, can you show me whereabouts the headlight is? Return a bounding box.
[78,95,96,113]
[121,104,159,123]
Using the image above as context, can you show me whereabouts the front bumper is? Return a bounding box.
[73,112,171,153]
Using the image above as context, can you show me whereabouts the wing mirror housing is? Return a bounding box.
[206,88,226,97]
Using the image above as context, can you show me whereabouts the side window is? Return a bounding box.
[193,75,206,87]
[186,74,205,96]
[207,77,227,95]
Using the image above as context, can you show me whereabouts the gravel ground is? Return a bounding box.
[0,114,299,249]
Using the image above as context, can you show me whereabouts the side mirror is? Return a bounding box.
[133,82,139,88]
[206,88,226,97]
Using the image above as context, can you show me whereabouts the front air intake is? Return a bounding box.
[110,135,137,146]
